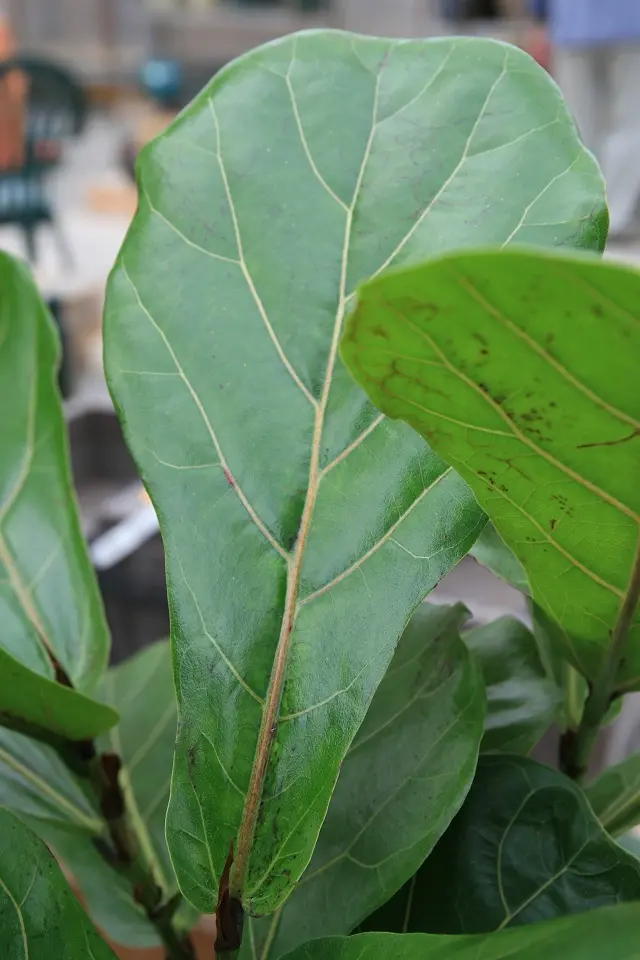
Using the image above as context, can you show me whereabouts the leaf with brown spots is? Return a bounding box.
[343,248,640,689]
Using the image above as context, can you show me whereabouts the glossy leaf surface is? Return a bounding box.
[365,755,640,935]
[587,755,640,837]
[0,252,114,738]
[280,904,640,960]
[245,603,484,959]
[0,808,116,959]
[0,641,183,947]
[343,249,640,688]
[104,30,606,915]
[465,616,561,752]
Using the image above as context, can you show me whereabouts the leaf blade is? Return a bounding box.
[342,248,640,687]
[0,808,116,959]
[279,904,640,960]
[0,641,185,948]
[464,617,561,753]
[104,33,606,914]
[586,755,640,837]
[0,252,114,739]
[363,755,640,935]
[247,603,484,959]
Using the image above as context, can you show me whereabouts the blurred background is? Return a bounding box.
[0,0,638,776]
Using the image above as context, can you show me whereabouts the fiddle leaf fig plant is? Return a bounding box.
[2,26,640,960]
[103,28,605,924]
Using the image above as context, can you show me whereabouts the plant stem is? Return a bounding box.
[90,751,196,960]
[560,539,640,782]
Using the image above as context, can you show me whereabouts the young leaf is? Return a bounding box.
[363,755,640,935]
[464,617,561,753]
[279,904,640,960]
[469,524,529,593]
[342,249,640,690]
[0,641,186,948]
[244,603,484,959]
[0,808,117,959]
[0,252,115,738]
[587,755,640,837]
[104,31,606,916]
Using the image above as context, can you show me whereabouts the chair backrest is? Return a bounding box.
[0,56,87,176]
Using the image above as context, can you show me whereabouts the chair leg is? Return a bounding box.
[23,224,37,264]
[52,217,73,270]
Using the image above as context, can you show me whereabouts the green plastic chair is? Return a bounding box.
[0,57,87,264]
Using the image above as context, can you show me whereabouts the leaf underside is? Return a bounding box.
[104,31,606,914]
[0,252,114,739]
[343,249,640,688]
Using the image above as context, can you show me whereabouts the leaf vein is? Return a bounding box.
[208,99,317,407]
[454,268,640,431]
[393,310,640,522]
[121,262,289,561]
[285,48,350,213]
[299,467,452,605]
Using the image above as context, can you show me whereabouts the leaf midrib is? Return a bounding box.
[229,56,386,902]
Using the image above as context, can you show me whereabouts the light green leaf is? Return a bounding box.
[279,904,640,960]
[0,808,116,959]
[587,755,640,837]
[0,648,118,741]
[0,641,186,948]
[0,251,115,739]
[104,30,606,916]
[465,616,561,753]
[362,755,640,935]
[342,249,640,689]
[245,603,484,959]
[469,523,529,592]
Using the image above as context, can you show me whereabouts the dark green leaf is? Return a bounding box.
[0,641,186,947]
[587,755,640,837]
[0,252,115,739]
[465,617,561,753]
[469,523,528,592]
[0,808,116,959]
[364,755,640,935]
[342,249,640,689]
[245,603,484,959]
[104,31,605,915]
[279,904,640,960]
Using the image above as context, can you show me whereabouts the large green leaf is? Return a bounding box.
[342,249,640,689]
[465,617,561,753]
[104,30,606,916]
[0,252,115,739]
[0,808,116,959]
[587,755,640,837]
[244,603,484,959]
[363,755,640,935]
[279,904,640,960]
[0,641,185,948]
